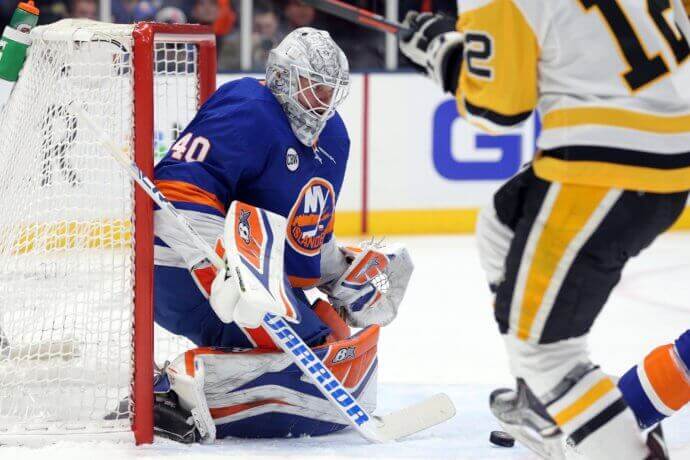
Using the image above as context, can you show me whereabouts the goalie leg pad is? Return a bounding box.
[166,324,380,439]
[619,329,690,428]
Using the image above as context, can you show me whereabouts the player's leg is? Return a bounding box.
[619,330,690,429]
[154,264,330,349]
[481,166,688,459]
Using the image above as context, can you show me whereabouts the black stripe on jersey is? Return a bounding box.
[464,100,532,127]
[569,398,628,446]
[542,147,690,170]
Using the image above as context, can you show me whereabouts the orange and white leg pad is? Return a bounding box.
[165,325,380,439]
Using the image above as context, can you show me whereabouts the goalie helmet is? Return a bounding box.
[266,27,350,146]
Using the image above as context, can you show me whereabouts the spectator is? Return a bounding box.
[132,0,158,21]
[70,0,98,19]
[35,0,69,26]
[219,0,283,70]
[251,2,282,67]
[189,0,218,24]
[188,0,236,53]
[284,0,315,29]
[111,0,138,23]
[156,6,187,23]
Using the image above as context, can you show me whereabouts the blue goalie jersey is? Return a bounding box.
[154,77,350,288]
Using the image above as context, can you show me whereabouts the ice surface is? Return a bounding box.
[2,233,689,459]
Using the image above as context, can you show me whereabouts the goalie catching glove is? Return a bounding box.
[321,242,413,328]
[399,11,464,93]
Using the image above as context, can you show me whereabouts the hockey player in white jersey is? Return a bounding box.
[400,0,690,458]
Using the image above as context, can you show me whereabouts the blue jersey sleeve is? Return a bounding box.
[155,83,272,217]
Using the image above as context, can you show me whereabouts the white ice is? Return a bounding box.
[3,233,690,459]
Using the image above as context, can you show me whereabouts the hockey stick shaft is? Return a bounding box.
[299,0,409,36]
[72,104,390,443]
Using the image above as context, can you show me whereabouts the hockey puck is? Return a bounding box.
[490,430,515,447]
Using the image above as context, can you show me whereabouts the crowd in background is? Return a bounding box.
[0,0,456,70]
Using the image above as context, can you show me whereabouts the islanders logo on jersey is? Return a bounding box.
[287,178,336,256]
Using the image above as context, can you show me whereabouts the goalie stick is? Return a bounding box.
[72,104,456,443]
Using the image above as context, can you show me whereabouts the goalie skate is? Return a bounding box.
[490,379,566,460]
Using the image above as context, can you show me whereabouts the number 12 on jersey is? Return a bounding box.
[579,0,690,91]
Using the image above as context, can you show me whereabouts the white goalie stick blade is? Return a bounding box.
[373,393,456,441]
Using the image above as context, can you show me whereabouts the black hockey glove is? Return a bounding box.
[399,11,465,93]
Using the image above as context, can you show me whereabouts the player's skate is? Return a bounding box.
[490,379,566,460]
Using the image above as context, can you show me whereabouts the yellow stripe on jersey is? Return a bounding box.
[456,0,539,125]
[517,184,609,341]
[553,378,615,426]
[534,157,690,193]
[543,107,690,134]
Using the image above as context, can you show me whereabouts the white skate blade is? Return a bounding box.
[373,393,456,441]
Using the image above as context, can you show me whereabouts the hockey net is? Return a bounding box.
[0,20,215,443]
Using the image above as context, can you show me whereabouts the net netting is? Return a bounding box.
[0,19,199,439]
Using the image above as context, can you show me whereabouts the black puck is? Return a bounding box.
[490,430,515,447]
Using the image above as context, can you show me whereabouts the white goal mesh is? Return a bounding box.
[0,19,210,441]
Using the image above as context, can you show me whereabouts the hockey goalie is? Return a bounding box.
[150,27,413,442]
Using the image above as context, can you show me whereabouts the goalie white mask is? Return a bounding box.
[266,27,350,146]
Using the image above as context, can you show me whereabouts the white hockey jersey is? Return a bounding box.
[455,0,690,192]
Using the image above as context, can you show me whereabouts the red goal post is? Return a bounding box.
[132,22,216,445]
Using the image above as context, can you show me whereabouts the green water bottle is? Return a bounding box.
[0,1,39,107]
